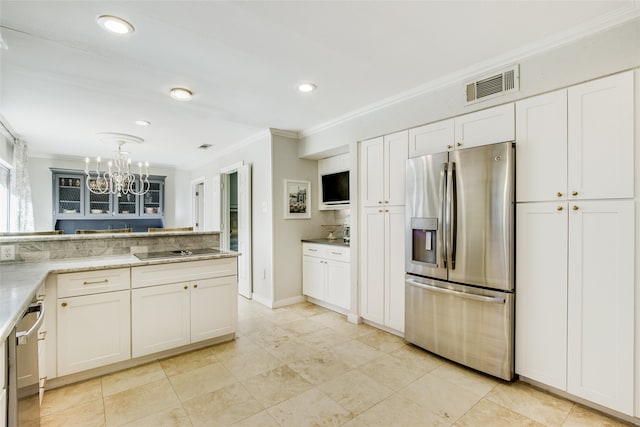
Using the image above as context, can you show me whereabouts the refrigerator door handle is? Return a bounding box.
[406,278,506,304]
[439,162,448,269]
[447,162,458,269]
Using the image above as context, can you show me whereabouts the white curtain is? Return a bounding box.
[10,139,34,231]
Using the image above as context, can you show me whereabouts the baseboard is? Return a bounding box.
[251,293,274,308]
[347,313,361,324]
[272,295,306,308]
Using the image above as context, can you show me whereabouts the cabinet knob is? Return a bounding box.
[378,200,382,204]
[456,142,462,147]
[378,209,383,213]
[572,205,579,211]
[447,145,453,149]
[557,192,563,197]
[184,285,188,290]
[557,206,563,211]
[571,191,578,196]
[61,302,67,307]
[193,284,198,288]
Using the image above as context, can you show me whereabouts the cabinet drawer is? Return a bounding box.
[132,258,237,288]
[303,243,326,257]
[324,246,350,262]
[57,268,130,298]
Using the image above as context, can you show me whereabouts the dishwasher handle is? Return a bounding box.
[16,301,45,345]
[406,278,505,304]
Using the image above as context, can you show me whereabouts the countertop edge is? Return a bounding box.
[302,238,350,247]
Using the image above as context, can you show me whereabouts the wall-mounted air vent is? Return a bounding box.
[465,65,519,104]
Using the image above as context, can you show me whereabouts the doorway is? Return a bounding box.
[219,163,252,299]
[192,178,205,231]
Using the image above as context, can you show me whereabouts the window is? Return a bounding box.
[0,164,9,232]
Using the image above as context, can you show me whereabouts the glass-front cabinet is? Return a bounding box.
[54,174,84,217]
[52,169,165,220]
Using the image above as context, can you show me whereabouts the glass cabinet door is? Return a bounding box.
[55,174,84,216]
[141,180,163,216]
[114,181,139,216]
[86,178,112,216]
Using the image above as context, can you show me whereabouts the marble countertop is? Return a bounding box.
[302,238,350,247]
[0,250,239,342]
[0,230,219,243]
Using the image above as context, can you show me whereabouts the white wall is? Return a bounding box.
[27,156,181,231]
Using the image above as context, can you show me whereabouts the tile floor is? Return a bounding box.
[20,297,634,427]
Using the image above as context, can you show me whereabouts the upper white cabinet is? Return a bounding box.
[360,130,408,207]
[408,119,454,158]
[515,90,568,202]
[567,71,634,200]
[454,103,515,150]
[409,104,514,158]
[318,153,349,175]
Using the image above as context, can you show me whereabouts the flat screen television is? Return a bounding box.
[321,171,350,205]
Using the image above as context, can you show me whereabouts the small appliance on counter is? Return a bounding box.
[343,215,350,243]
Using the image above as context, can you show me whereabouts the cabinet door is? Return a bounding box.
[326,260,350,310]
[567,200,634,415]
[57,290,130,376]
[384,206,406,332]
[384,130,408,206]
[53,173,84,217]
[303,256,326,300]
[515,202,568,390]
[454,103,515,150]
[191,277,237,342]
[132,282,190,358]
[408,119,454,158]
[141,179,164,216]
[86,178,113,216]
[515,90,568,202]
[359,137,385,207]
[359,207,385,324]
[568,71,633,200]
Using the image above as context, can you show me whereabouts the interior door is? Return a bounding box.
[236,164,252,299]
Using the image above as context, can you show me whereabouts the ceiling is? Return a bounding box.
[0,1,637,170]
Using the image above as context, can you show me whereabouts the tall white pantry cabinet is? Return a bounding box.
[515,71,635,416]
[359,130,408,333]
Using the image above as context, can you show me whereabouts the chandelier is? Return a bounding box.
[84,134,150,196]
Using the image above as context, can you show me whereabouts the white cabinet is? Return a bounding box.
[516,71,633,202]
[516,202,568,390]
[131,260,238,358]
[515,90,568,202]
[359,205,405,333]
[360,130,408,207]
[408,104,514,158]
[1,341,5,427]
[302,243,350,311]
[567,200,634,415]
[57,289,131,376]
[318,153,349,175]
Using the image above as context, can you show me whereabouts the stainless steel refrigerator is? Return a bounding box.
[405,141,515,380]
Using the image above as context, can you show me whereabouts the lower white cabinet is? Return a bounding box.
[516,200,635,415]
[302,243,350,311]
[359,205,405,332]
[57,290,131,376]
[1,341,5,427]
[191,277,237,342]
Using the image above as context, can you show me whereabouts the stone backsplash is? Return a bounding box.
[0,232,221,263]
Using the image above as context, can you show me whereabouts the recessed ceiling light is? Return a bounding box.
[135,120,150,126]
[96,15,135,35]
[170,87,193,101]
[297,82,317,93]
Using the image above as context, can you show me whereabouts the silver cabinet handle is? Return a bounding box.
[330,252,342,255]
[406,279,505,304]
[308,248,318,252]
[16,301,45,344]
[83,279,109,285]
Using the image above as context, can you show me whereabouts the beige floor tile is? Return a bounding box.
[101,361,166,396]
[160,347,217,377]
[241,365,313,407]
[40,378,103,417]
[399,373,483,422]
[221,348,284,381]
[279,317,327,336]
[120,407,192,427]
[267,388,352,427]
[209,336,262,362]
[485,382,573,426]
[39,399,104,427]
[562,404,633,427]
[389,344,445,375]
[260,336,319,364]
[103,377,181,427]
[340,418,371,427]
[182,382,263,427]
[357,354,426,391]
[245,326,297,350]
[355,394,450,427]
[430,361,498,397]
[236,316,275,336]
[169,361,237,402]
[259,307,306,324]
[453,399,544,427]
[284,302,331,318]
[326,338,385,369]
[19,395,42,424]
[287,349,353,384]
[229,410,280,427]
[356,329,405,353]
[318,370,394,416]
[298,327,352,352]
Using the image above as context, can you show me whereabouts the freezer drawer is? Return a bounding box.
[405,275,514,380]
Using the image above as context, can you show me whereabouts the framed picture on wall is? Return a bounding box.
[284,179,311,219]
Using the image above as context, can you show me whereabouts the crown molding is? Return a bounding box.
[269,128,299,139]
[300,5,640,138]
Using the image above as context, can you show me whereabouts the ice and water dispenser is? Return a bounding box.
[411,217,438,266]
